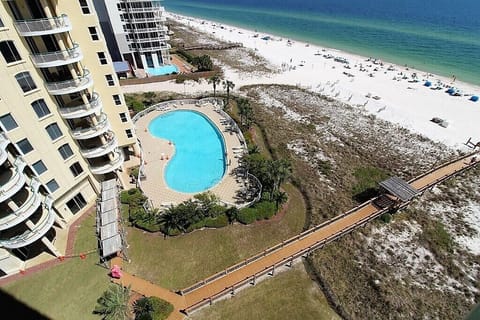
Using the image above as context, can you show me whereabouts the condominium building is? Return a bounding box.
[93,0,171,71]
[0,0,138,276]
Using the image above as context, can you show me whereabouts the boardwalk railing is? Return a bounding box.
[179,198,378,296]
[179,152,480,313]
[182,205,390,315]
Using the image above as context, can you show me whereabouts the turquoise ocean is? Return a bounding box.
[163,0,480,86]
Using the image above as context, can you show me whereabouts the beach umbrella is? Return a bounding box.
[446,87,455,94]
[424,81,432,87]
[471,96,479,102]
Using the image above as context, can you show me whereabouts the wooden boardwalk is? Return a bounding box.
[113,152,479,319]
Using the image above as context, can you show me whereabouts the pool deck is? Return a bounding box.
[134,101,248,208]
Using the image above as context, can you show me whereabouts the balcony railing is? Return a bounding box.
[0,132,9,166]
[90,150,124,175]
[0,196,55,249]
[128,35,170,43]
[70,113,110,140]
[120,5,165,13]
[14,15,71,37]
[45,69,93,95]
[30,43,83,68]
[80,136,118,159]
[58,92,102,119]
[0,157,27,203]
[0,178,42,231]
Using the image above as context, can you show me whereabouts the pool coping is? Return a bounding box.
[148,109,228,194]
[132,98,261,209]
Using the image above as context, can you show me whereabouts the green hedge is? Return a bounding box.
[205,214,229,228]
[254,201,276,220]
[134,296,173,320]
[237,208,257,224]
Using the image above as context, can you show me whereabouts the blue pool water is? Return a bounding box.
[148,110,226,193]
[147,64,179,76]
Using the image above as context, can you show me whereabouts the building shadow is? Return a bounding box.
[0,289,51,319]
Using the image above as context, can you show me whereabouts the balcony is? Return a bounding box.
[30,43,83,68]
[0,179,42,231]
[70,113,110,140]
[0,133,9,166]
[90,150,124,175]
[14,15,71,37]
[80,136,118,159]
[0,157,27,203]
[58,92,102,119]
[129,42,171,52]
[120,5,165,13]
[45,69,93,95]
[0,197,55,249]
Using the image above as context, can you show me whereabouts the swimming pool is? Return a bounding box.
[148,110,226,193]
[146,64,179,76]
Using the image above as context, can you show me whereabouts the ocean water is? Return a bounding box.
[163,0,480,85]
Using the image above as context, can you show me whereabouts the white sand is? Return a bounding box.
[122,12,480,151]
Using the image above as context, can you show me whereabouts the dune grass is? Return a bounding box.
[190,263,341,320]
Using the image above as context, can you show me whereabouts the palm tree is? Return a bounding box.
[93,284,131,320]
[158,207,182,237]
[272,191,288,210]
[208,76,221,97]
[222,80,235,107]
[133,297,153,319]
[237,98,253,128]
[273,159,292,194]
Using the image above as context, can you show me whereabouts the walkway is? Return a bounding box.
[112,152,479,319]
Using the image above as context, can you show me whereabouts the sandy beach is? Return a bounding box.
[122,12,480,151]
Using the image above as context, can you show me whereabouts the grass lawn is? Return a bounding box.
[2,211,111,320]
[190,263,341,320]
[122,183,306,291]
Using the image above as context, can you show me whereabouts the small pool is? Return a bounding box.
[146,64,179,76]
[148,110,226,193]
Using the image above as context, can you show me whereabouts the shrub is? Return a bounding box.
[133,296,173,320]
[120,188,146,205]
[379,213,392,223]
[186,220,206,233]
[136,220,162,233]
[204,214,229,228]
[254,201,276,220]
[237,208,257,224]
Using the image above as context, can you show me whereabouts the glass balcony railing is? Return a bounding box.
[14,15,71,37]
[0,196,55,249]
[58,92,102,119]
[0,157,27,203]
[70,113,110,140]
[80,136,118,159]
[0,178,42,231]
[90,150,124,175]
[45,69,93,95]
[30,43,83,68]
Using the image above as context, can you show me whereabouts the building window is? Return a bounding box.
[119,113,128,123]
[0,113,18,131]
[105,74,115,86]
[46,179,59,193]
[97,52,107,65]
[45,123,63,141]
[58,143,73,160]
[69,161,84,177]
[79,0,91,14]
[66,193,87,214]
[31,99,51,118]
[17,138,33,155]
[32,160,47,175]
[126,129,133,138]
[15,72,37,93]
[113,94,122,105]
[0,41,21,63]
[88,26,99,41]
